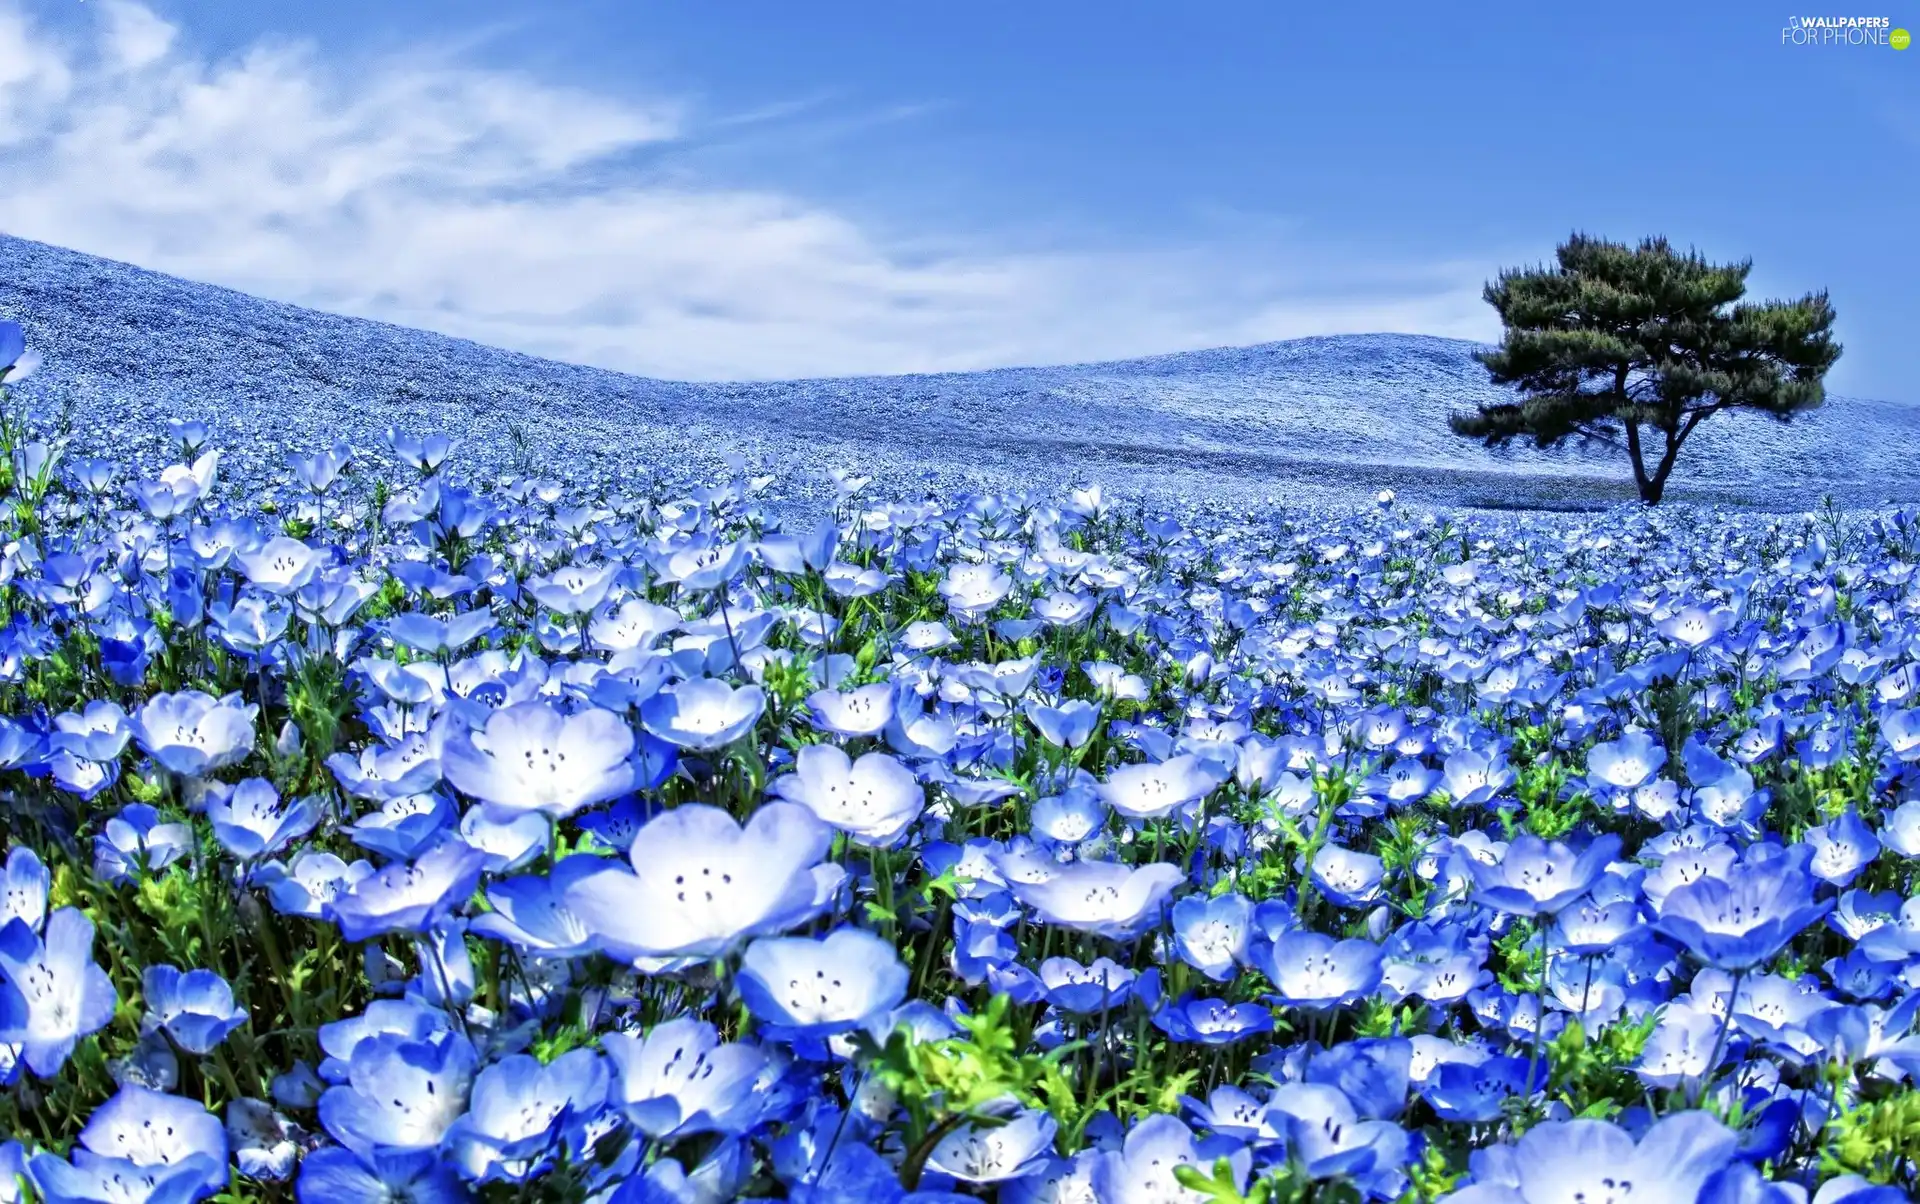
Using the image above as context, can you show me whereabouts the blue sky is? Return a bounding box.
[2,1,1914,397]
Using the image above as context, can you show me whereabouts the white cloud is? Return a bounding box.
[100,0,173,69]
[0,1,1500,380]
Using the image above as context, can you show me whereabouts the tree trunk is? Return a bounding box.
[1641,426,1689,505]
[1625,419,1686,504]
[1624,421,1658,503]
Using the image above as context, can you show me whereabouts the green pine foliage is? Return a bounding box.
[1451,233,1841,503]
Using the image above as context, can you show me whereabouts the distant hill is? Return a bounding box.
[2,233,1912,510]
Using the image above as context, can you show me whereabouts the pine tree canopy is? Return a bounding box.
[1450,233,1841,503]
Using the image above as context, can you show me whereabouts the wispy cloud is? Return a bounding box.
[0,1,1499,380]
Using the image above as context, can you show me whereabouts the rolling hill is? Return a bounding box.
[2,232,1912,511]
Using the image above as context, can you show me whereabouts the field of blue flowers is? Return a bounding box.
[2,316,1919,1204]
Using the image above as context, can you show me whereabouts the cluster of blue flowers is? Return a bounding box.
[2,318,1919,1202]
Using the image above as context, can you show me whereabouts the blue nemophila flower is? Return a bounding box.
[235,535,324,595]
[1421,1055,1541,1123]
[769,744,925,847]
[1181,1084,1284,1145]
[1693,1165,1813,1204]
[326,732,447,803]
[29,1085,229,1204]
[1587,730,1668,790]
[613,1140,752,1204]
[442,700,636,821]
[574,797,652,853]
[1400,950,1494,1009]
[386,428,455,473]
[1728,717,1785,766]
[1853,892,1920,961]
[1788,1176,1913,1204]
[1304,1038,1413,1123]
[952,920,1022,988]
[1025,698,1102,750]
[1091,1113,1248,1204]
[738,926,909,1036]
[466,858,603,957]
[1654,860,1832,971]
[588,598,682,653]
[1440,750,1515,808]
[1252,931,1384,1010]
[1802,994,1920,1073]
[141,966,248,1054]
[939,563,1013,623]
[94,803,193,885]
[1311,843,1386,908]
[127,471,203,520]
[1003,1153,1101,1204]
[287,438,351,493]
[564,802,831,961]
[1154,995,1275,1045]
[1096,754,1219,822]
[1033,589,1097,627]
[47,749,120,802]
[49,700,133,762]
[362,658,449,707]
[1634,1002,1725,1091]
[1881,709,1920,762]
[254,851,375,919]
[1469,832,1622,917]
[1881,799,1920,858]
[1804,809,1879,887]
[1008,858,1183,939]
[226,1097,300,1182]
[602,1017,769,1139]
[1553,895,1648,956]
[770,1113,902,1202]
[925,1108,1059,1184]
[1366,756,1443,806]
[1439,1111,1738,1204]
[347,791,456,862]
[1030,784,1109,845]
[206,777,320,862]
[640,678,766,751]
[1657,605,1734,648]
[665,541,748,593]
[316,1000,452,1084]
[1266,1081,1409,1184]
[0,848,48,932]
[447,1049,610,1184]
[0,718,43,772]
[458,807,550,873]
[806,682,895,738]
[386,608,496,658]
[128,690,258,776]
[0,908,118,1077]
[410,922,476,1010]
[951,653,1043,700]
[1825,945,1900,1002]
[0,320,30,371]
[325,839,487,943]
[0,1142,24,1204]
[318,1030,477,1153]
[1171,891,1253,981]
[1036,957,1135,1013]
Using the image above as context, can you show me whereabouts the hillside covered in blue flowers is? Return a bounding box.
[3,233,1916,513]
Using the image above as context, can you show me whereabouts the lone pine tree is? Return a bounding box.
[1451,234,1841,504]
